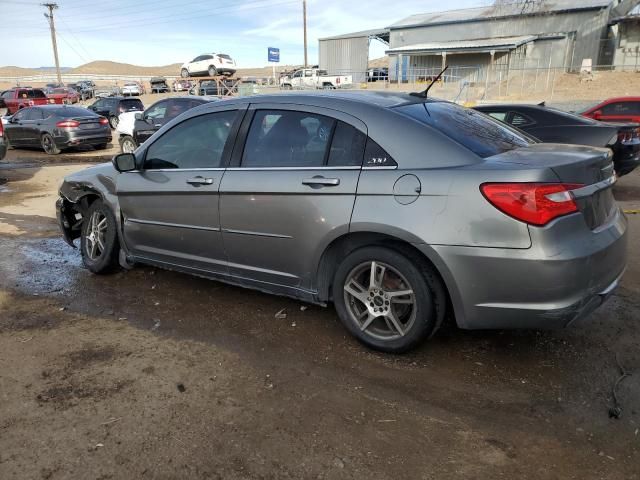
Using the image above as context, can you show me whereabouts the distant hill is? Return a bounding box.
[0,57,390,79]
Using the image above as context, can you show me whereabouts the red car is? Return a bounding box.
[581,96,640,123]
[0,88,49,114]
[46,87,80,105]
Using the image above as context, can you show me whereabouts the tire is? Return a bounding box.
[332,246,445,353]
[181,68,190,78]
[41,133,61,155]
[80,200,120,274]
[109,115,118,129]
[208,65,218,77]
[119,135,137,153]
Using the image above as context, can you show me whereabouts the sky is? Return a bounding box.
[0,0,485,69]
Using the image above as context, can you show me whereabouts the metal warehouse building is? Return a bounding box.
[319,0,640,82]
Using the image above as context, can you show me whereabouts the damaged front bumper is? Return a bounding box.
[56,196,79,247]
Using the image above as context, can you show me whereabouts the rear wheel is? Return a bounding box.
[80,200,119,274]
[181,68,189,78]
[41,133,60,155]
[119,135,137,153]
[333,246,445,353]
[109,115,118,129]
[208,65,218,77]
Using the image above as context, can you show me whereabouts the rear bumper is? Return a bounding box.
[55,131,111,147]
[422,209,628,330]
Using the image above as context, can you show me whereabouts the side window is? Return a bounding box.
[487,112,507,122]
[293,70,302,78]
[25,108,43,120]
[328,122,366,166]
[144,111,237,170]
[165,100,192,119]
[17,90,28,99]
[601,102,635,115]
[1,91,12,99]
[364,138,397,167]
[242,110,334,168]
[29,90,46,99]
[144,101,168,121]
[304,70,313,77]
[203,55,213,61]
[510,112,534,127]
[92,99,104,109]
[12,108,28,121]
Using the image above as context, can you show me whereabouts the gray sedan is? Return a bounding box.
[4,105,111,154]
[56,92,627,352]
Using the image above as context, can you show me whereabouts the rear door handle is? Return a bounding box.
[186,176,214,185]
[302,176,340,187]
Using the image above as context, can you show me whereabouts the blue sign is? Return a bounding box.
[268,47,280,63]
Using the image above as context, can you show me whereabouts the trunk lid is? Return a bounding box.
[490,143,617,230]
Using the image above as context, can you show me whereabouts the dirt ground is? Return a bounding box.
[0,161,639,480]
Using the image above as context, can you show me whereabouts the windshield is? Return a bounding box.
[397,102,534,158]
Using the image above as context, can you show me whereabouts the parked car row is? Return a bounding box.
[55,90,628,353]
[474,99,640,176]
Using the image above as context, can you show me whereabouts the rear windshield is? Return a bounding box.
[52,88,68,94]
[217,54,232,60]
[397,102,533,158]
[50,107,97,117]
[121,99,144,109]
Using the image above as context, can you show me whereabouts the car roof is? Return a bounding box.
[228,90,441,108]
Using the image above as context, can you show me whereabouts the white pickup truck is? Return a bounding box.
[280,68,352,90]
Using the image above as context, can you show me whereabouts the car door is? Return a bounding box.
[219,104,366,292]
[88,99,108,117]
[4,108,29,145]
[21,107,45,145]
[134,100,169,145]
[117,105,244,274]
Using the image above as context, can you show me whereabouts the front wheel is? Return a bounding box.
[41,133,61,155]
[181,68,189,78]
[332,246,445,353]
[109,115,118,129]
[80,200,120,274]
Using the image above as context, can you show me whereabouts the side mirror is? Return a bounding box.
[113,153,137,172]
[134,112,143,121]
[592,110,603,120]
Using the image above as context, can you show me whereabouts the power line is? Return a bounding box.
[58,15,93,61]
[41,0,298,34]
[56,29,89,64]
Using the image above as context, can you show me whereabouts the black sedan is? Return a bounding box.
[474,103,640,176]
[3,105,111,155]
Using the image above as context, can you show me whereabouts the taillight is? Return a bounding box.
[56,120,80,128]
[336,77,340,84]
[99,117,109,125]
[618,129,640,144]
[0,120,3,137]
[480,183,583,226]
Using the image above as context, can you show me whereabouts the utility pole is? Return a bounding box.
[42,3,62,85]
[303,0,308,68]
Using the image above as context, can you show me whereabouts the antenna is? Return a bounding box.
[410,65,448,98]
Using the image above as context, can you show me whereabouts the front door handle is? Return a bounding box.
[186,176,214,185]
[302,176,340,187]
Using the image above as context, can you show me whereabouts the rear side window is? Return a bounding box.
[397,102,532,158]
[487,111,507,122]
[144,111,237,169]
[328,122,366,166]
[510,112,534,127]
[601,101,640,115]
[28,90,46,99]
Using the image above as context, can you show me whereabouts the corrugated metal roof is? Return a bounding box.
[389,0,612,29]
[385,35,537,54]
[319,28,390,41]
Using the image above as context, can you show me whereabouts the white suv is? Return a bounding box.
[180,53,236,78]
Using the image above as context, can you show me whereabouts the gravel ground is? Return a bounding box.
[0,161,639,479]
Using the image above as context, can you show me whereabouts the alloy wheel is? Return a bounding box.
[84,210,108,261]
[343,261,416,340]
[121,138,136,153]
[41,134,56,154]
